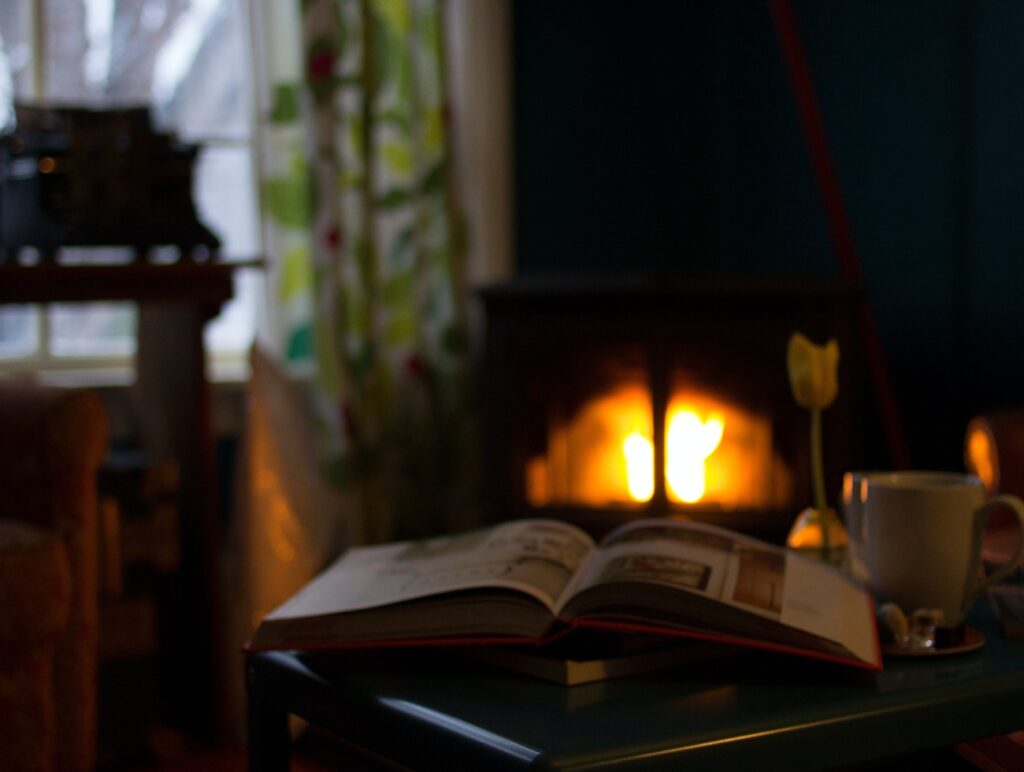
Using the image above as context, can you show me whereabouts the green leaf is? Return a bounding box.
[351,341,377,379]
[379,107,411,134]
[278,245,312,301]
[269,83,301,124]
[375,186,413,209]
[423,107,443,153]
[348,114,364,157]
[394,31,412,106]
[263,169,311,228]
[382,271,414,307]
[314,317,343,397]
[339,167,362,190]
[429,244,450,272]
[334,2,348,55]
[388,225,415,267]
[355,236,375,289]
[382,140,413,176]
[286,324,313,362]
[385,311,416,346]
[418,3,441,56]
[417,158,444,196]
[374,0,411,34]
[331,281,349,336]
[370,11,397,94]
[347,290,367,339]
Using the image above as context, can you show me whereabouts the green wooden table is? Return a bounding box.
[246,604,1024,770]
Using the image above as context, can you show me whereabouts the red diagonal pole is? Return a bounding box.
[769,0,911,468]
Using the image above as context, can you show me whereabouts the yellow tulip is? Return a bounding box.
[785,332,842,560]
[787,333,840,410]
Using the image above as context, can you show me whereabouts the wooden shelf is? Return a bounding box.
[0,259,263,317]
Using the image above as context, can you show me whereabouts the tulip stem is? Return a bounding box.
[811,408,830,559]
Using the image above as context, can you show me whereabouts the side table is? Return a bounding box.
[246,603,1024,771]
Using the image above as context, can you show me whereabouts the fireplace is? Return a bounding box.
[479,280,864,541]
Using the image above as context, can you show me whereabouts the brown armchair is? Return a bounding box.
[0,383,108,772]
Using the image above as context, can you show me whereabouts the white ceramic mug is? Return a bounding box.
[861,471,1024,625]
[843,470,956,581]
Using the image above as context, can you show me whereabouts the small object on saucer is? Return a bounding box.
[882,624,985,657]
[908,608,945,650]
[878,603,985,656]
[933,622,966,649]
[878,602,909,645]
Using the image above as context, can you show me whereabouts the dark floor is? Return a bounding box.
[129,735,1014,772]
[112,726,394,772]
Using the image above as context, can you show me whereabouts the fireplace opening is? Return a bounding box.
[525,382,791,513]
[480,280,864,541]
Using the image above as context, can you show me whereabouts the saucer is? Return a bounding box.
[882,626,986,657]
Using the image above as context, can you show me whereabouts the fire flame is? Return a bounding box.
[623,431,655,501]
[666,411,724,503]
[526,384,783,510]
[622,408,724,504]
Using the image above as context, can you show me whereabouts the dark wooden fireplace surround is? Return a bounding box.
[479,279,865,542]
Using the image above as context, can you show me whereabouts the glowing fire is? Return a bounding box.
[622,409,725,503]
[666,410,725,502]
[525,383,786,510]
[623,431,655,501]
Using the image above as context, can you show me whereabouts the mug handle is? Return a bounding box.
[965,494,1024,610]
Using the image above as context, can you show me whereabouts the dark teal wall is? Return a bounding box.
[513,1,715,277]
[513,0,1024,471]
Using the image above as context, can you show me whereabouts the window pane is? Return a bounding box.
[45,249,135,358]
[194,144,259,258]
[196,144,259,356]
[50,302,135,357]
[44,0,89,102]
[0,1,32,129]
[0,306,39,359]
[205,268,258,356]
[4,1,258,369]
[58,246,136,265]
[42,0,251,140]
[152,0,252,140]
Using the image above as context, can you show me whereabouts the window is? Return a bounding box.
[0,0,260,381]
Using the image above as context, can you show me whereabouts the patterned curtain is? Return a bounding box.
[255,0,474,542]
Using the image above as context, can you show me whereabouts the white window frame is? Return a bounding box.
[0,0,263,386]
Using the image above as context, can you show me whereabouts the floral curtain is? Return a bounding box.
[255,0,474,543]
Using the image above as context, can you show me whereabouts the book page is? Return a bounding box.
[565,519,744,611]
[779,552,877,666]
[564,518,875,664]
[265,519,596,621]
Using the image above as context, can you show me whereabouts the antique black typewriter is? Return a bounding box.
[0,104,220,263]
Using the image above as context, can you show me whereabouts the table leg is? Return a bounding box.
[246,654,291,772]
[135,303,224,738]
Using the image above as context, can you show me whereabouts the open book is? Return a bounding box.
[249,518,881,670]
